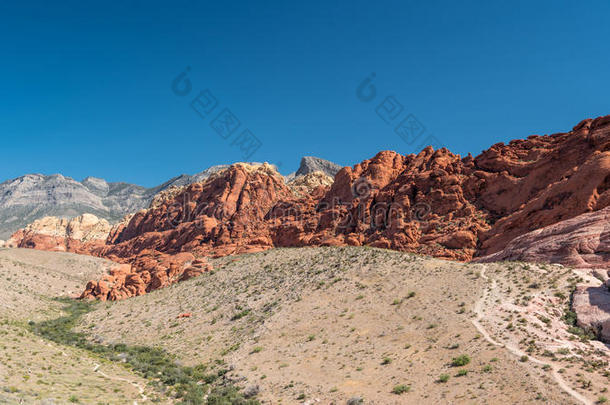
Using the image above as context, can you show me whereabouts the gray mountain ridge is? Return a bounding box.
[0,157,340,239]
[285,156,342,181]
[296,156,342,177]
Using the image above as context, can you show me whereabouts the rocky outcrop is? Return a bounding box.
[97,154,488,261]
[105,163,293,258]
[102,115,610,275]
[149,186,187,209]
[287,171,334,197]
[80,252,212,301]
[477,206,610,268]
[7,214,111,252]
[474,116,610,256]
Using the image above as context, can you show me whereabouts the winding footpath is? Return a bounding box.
[471,266,592,405]
[93,363,148,405]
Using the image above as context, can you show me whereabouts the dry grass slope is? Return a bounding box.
[78,246,597,404]
[2,246,608,404]
[0,248,170,404]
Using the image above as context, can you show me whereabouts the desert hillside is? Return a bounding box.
[3,246,609,404]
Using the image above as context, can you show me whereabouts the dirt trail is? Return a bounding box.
[93,363,148,404]
[471,266,592,405]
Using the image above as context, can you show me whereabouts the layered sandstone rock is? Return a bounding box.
[287,171,334,197]
[149,185,187,209]
[102,153,489,261]
[7,214,111,252]
[474,116,610,256]
[80,252,212,301]
[104,162,292,257]
[477,206,610,268]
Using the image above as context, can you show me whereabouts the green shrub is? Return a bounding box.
[392,384,410,394]
[230,309,251,321]
[451,355,471,367]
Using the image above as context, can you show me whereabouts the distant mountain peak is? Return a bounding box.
[295,156,342,178]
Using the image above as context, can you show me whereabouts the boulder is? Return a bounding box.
[571,285,610,342]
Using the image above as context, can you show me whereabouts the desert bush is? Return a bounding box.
[451,354,471,367]
[392,384,410,394]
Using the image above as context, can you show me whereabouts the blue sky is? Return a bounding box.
[1,1,609,187]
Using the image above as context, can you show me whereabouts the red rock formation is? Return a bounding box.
[477,206,610,267]
[473,117,610,256]
[264,148,489,260]
[79,250,212,301]
[8,115,610,300]
[103,163,293,257]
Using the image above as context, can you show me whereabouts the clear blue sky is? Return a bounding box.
[2,1,609,187]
